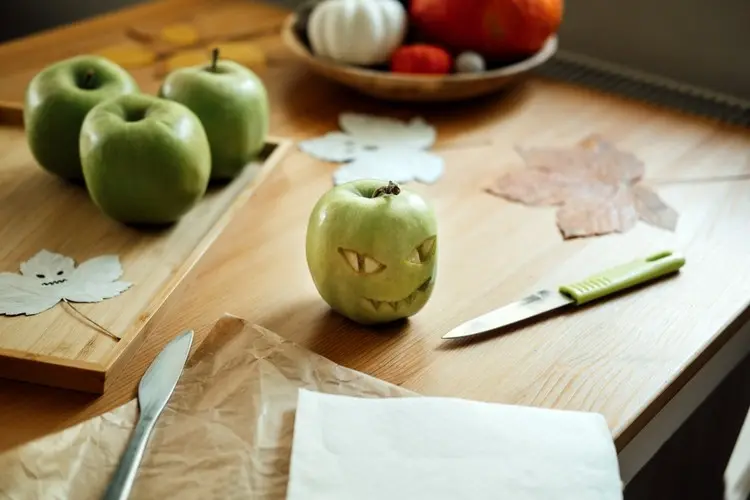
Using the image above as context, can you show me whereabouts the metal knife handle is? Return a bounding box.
[558,250,686,305]
[101,414,157,500]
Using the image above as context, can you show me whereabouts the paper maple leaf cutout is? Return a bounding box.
[0,250,132,316]
[487,135,679,239]
[298,112,444,186]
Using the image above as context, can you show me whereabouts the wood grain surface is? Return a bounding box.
[0,0,748,455]
[0,101,292,392]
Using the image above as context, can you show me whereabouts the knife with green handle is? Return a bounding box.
[442,250,686,340]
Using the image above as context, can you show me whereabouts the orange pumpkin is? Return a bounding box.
[409,0,563,59]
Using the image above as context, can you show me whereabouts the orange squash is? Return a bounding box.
[409,0,563,59]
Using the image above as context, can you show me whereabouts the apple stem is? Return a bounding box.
[372,181,401,197]
[83,69,95,89]
[210,47,219,72]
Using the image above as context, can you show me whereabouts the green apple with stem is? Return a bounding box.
[157,47,269,180]
[306,179,438,326]
[79,93,211,225]
[24,55,139,181]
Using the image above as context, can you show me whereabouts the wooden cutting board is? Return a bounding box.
[0,102,291,393]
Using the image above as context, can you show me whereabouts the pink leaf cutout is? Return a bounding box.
[486,134,678,239]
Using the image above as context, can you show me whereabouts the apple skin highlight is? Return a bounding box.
[24,55,140,181]
[79,93,211,225]
[158,48,270,181]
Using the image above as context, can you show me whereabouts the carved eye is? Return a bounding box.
[407,236,436,264]
[338,248,386,274]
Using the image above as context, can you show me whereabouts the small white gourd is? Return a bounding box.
[455,51,487,73]
[307,0,407,66]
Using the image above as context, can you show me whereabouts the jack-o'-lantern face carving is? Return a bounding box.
[306,180,438,325]
[338,233,436,310]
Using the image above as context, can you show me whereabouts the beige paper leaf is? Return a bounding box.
[578,133,646,183]
[160,24,199,46]
[516,136,645,186]
[163,48,211,72]
[632,184,679,231]
[487,134,678,239]
[161,43,266,74]
[487,167,617,206]
[214,42,266,69]
[556,186,639,239]
[96,43,156,68]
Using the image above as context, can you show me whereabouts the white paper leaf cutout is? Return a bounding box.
[0,250,132,316]
[63,256,133,302]
[298,132,362,162]
[332,147,444,186]
[339,113,436,150]
[0,273,60,316]
[20,250,75,280]
[298,112,445,186]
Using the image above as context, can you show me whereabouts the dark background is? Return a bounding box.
[0,0,748,101]
[0,0,151,42]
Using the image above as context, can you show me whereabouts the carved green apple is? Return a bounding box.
[306,179,438,325]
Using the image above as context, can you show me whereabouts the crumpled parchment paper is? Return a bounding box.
[0,314,415,499]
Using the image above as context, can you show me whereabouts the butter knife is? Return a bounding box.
[443,250,686,340]
[102,330,194,500]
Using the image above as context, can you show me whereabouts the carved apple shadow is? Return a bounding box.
[260,297,413,367]
[303,308,421,383]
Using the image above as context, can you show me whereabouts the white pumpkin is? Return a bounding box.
[307,0,407,66]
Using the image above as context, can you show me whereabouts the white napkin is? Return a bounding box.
[725,405,750,500]
[286,389,623,500]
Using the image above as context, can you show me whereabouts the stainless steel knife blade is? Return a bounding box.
[138,329,194,415]
[442,250,687,340]
[102,329,194,500]
[442,290,574,339]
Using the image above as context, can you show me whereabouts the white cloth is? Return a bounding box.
[286,389,623,500]
[725,406,750,500]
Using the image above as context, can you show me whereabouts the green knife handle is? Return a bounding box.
[558,250,685,305]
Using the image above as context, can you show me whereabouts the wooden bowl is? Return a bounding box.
[280,13,558,103]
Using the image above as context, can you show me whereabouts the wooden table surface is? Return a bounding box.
[0,0,749,455]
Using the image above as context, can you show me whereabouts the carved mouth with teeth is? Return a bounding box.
[364,277,432,311]
[42,278,67,286]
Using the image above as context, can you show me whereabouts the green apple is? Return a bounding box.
[24,55,139,181]
[306,179,438,325]
[157,48,269,180]
[79,93,211,225]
